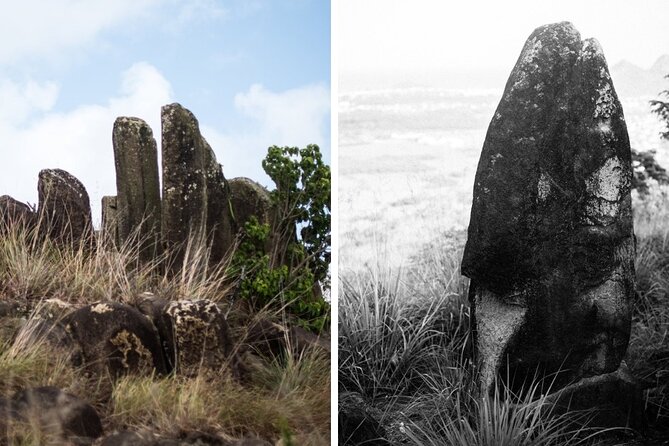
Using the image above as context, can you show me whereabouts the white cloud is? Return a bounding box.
[0,74,328,227]
[0,62,172,224]
[0,0,161,63]
[0,79,59,125]
[202,83,330,188]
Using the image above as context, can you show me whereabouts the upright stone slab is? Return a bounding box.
[0,195,35,232]
[161,103,232,269]
[112,117,161,260]
[38,169,94,246]
[461,22,636,407]
[101,195,118,244]
[228,177,272,249]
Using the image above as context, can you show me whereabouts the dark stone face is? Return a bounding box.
[112,117,162,261]
[37,168,94,245]
[0,195,35,231]
[160,103,232,269]
[461,22,635,392]
[62,301,168,378]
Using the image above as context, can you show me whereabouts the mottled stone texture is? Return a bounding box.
[38,169,94,245]
[461,22,636,396]
[10,387,103,443]
[161,103,232,268]
[112,117,161,260]
[62,302,168,379]
[229,177,272,232]
[163,299,234,376]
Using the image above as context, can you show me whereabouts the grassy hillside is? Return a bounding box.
[339,185,669,445]
[0,222,330,445]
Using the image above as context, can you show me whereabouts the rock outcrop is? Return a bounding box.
[38,168,94,245]
[62,301,168,378]
[113,117,162,260]
[163,299,234,376]
[6,386,103,445]
[229,177,272,232]
[0,195,35,232]
[461,22,637,423]
[161,103,233,269]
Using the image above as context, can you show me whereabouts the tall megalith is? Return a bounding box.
[161,103,232,269]
[461,22,637,424]
[112,117,162,260]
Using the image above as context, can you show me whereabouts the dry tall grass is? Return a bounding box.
[339,187,669,444]
[0,219,330,444]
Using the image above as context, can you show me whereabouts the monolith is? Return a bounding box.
[161,103,233,268]
[112,117,161,260]
[461,22,637,425]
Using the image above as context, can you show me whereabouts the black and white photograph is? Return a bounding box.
[338,1,669,444]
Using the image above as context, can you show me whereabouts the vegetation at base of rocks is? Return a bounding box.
[0,221,330,444]
[339,191,669,444]
[230,145,331,333]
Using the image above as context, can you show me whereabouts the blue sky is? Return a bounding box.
[0,0,330,223]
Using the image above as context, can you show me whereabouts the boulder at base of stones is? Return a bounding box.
[113,117,162,261]
[13,316,84,367]
[0,195,35,233]
[101,430,231,446]
[161,103,232,269]
[339,392,389,446]
[62,301,168,378]
[38,168,94,246]
[245,318,330,359]
[461,22,636,397]
[163,299,235,377]
[10,386,103,445]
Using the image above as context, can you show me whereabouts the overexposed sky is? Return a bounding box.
[339,0,669,87]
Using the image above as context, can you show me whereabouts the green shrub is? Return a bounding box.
[229,145,330,332]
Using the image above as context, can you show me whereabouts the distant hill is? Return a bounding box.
[611,55,669,98]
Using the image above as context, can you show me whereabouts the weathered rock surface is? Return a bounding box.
[163,299,235,376]
[9,386,103,444]
[0,195,35,232]
[137,296,236,376]
[245,318,330,359]
[161,103,232,269]
[228,177,272,235]
[14,316,84,367]
[339,391,389,446]
[113,117,162,260]
[461,22,636,397]
[38,168,94,245]
[62,301,168,378]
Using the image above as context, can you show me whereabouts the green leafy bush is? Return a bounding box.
[230,145,330,332]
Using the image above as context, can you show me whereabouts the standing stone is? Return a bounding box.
[38,169,94,246]
[461,20,636,409]
[161,103,232,269]
[112,117,162,261]
[0,195,35,232]
[101,195,118,244]
[227,177,272,250]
